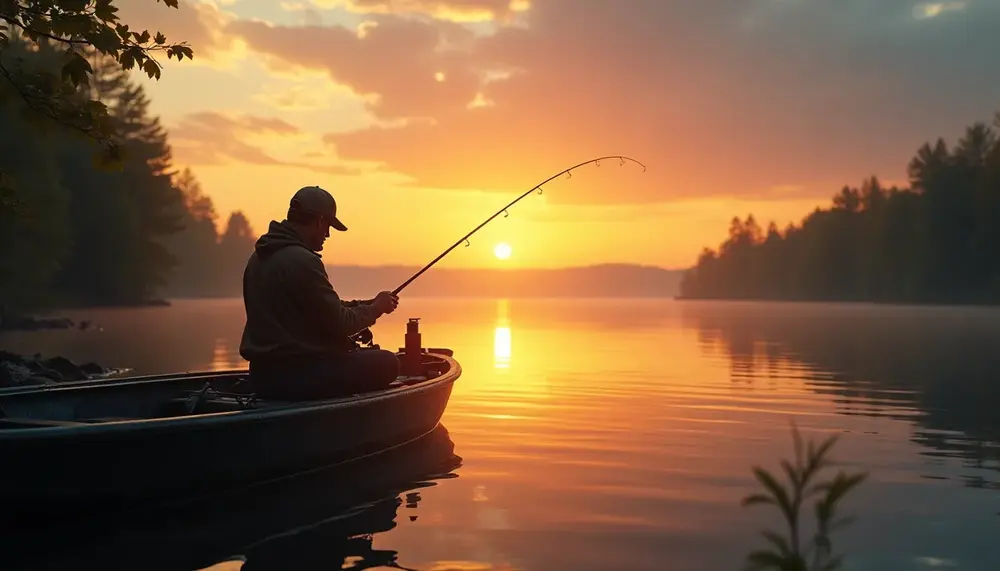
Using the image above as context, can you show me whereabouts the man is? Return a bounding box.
[239,185,400,400]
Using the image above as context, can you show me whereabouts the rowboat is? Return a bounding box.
[0,338,461,515]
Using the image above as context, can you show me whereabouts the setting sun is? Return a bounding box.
[494,242,513,260]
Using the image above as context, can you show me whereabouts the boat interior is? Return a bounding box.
[0,350,455,430]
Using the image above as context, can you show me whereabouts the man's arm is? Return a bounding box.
[289,251,383,337]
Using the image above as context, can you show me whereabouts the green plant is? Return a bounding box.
[741,424,868,571]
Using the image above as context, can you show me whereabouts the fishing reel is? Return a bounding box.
[347,327,377,350]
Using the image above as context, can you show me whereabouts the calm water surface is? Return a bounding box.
[3,298,999,570]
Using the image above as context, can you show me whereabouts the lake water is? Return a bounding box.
[3,298,999,570]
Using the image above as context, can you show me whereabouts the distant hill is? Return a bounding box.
[324,264,687,299]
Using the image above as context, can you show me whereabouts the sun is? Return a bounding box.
[494,242,512,260]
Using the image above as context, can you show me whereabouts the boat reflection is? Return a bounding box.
[8,424,462,571]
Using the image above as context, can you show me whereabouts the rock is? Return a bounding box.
[43,356,87,381]
[0,364,17,387]
[37,368,64,381]
[23,360,62,381]
[0,352,113,387]
[0,362,33,388]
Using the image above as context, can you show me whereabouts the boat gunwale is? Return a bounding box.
[0,352,461,440]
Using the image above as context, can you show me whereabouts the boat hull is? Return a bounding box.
[0,351,459,515]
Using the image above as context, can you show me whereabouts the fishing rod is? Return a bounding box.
[346,154,646,348]
[391,155,647,296]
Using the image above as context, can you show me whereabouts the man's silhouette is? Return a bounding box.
[239,186,400,399]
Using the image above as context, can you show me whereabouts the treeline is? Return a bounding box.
[0,37,255,314]
[680,113,1000,304]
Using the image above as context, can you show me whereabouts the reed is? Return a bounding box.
[741,423,868,571]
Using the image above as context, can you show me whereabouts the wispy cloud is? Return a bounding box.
[169,112,360,175]
[311,0,527,22]
[913,1,967,20]
[128,0,1000,207]
[214,0,1000,205]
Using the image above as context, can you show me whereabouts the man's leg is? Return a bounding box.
[334,349,400,394]
[249,350,400,400]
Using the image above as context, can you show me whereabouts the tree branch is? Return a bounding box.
[0,14,90,45]
[0,57,112,147]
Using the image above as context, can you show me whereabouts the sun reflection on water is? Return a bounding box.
[209,336,239,371]
[494,299,511,370]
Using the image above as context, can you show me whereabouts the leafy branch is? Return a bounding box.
[0,0,193,168]
[741,423,868,571]
[1,0,194,79]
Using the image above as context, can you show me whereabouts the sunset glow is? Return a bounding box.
[112,0,997,270]
[493,242,512,260]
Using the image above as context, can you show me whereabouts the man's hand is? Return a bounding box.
[372,291,399,315]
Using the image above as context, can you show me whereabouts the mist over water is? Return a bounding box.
[3,298,998,571]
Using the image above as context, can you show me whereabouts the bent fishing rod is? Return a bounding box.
[391,155,647,296]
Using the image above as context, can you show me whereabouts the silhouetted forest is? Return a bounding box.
[0,37,255,316]
[680,113,1000,304]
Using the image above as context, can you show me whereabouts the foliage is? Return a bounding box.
[0,42,254,312]
[741,425,868,571]
[679,112,1000,305]
[0,83,70,310]
[0,0,192,159]
[160,172,257,298]
[0,0,193,225]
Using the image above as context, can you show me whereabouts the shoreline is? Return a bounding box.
[0,299,170,333]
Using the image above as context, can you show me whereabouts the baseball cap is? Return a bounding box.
[289,185,348,231]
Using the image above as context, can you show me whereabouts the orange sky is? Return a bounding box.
[117,0,1000,269]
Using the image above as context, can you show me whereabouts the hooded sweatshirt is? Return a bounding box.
[238,220,382,363]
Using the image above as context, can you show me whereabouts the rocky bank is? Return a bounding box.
[0,350,114,389]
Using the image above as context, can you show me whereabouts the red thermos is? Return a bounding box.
[403,318,422,376]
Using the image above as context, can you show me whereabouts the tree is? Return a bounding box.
[0,0,194,219]
[0,85,70,312]
[678,110,1000,305]
[0,34,258,314]
[160,168,223,297]
[175,167,217,224]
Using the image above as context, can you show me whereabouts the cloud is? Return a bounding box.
[312,0,528,22]
[912,1,967,20]
[255,83,337,111]
[279,1,325,25]
[168,111,360,175]
[223,0,1000,204]
[228,15,479,121]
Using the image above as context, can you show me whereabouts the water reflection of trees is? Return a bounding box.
[8,425,463,571]
[681,301,1000,485]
